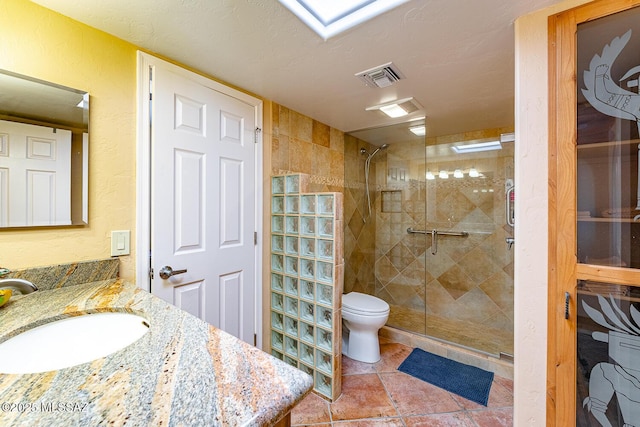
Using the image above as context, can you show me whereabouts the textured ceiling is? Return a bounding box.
[30,0,562,142]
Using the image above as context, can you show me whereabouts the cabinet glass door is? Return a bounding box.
[576,6,640,426]
[577,6,640,269]
[577,281,640,426]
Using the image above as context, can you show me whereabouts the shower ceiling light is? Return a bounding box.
[379,103,408,118]
[409,125,426,136]
[278,0,410,40]
[439,170,449,179]
[451,140,502,154]
[454,169,464,178]
[426,171,435,180]
[468,168,480,178]
[366,97,421,118]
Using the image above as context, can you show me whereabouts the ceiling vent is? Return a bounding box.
[355,62,405,88]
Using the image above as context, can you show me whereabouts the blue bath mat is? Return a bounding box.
[397,348,494,406]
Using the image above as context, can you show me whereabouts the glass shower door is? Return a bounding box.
[379,134,429,336]
[422,135,514,357]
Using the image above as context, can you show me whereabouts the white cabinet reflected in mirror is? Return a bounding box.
[0,69,88,228]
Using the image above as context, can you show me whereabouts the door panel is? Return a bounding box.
[220,157,243,246]
[174,281,204,319]
[150,63,256,345]
[217,271,244,338]
[0,120,71,226]
[174,149,204,251]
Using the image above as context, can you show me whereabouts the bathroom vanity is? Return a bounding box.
[0,277,312,426]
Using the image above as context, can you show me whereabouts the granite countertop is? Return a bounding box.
[0,279,313,426]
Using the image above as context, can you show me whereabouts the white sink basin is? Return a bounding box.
[0,312,149,374]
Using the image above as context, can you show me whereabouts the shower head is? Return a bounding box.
[369,143,389,158]
[361,144,389,161]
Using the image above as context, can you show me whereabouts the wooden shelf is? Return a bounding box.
[577,217,640,223]
[577,138,640,150]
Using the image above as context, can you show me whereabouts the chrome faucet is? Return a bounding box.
[0,278,38,294]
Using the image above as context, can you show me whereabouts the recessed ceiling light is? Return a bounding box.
[409,125,426,136]
[279,0,410,40]
[379,104,408,118]
[451,140,502,154]
[366,97,421,118]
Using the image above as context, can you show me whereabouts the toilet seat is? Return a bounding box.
[343,292,389,316]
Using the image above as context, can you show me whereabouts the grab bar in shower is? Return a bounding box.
[406,228,469,255]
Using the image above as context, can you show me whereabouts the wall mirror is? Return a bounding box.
[0,69,89,228]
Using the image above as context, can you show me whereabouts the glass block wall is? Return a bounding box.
[270,173,343,401]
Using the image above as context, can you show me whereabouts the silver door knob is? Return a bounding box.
[159,266,187,279]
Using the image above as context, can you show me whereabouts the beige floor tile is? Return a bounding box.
[379,371,462,416]
[468,407,513,426]
[342,355,377,375]
[290,339,513,427]
[291,392,331,426]
[330,374,398,421]
[403,412,477,426]
[493,375,514,395]
[332,419,404,426]
[374,342,412,373]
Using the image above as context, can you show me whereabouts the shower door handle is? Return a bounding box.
[506,184,515,227]
[431,230,438,255]
[406,228,468,255]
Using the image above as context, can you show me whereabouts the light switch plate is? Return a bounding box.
[111,230,130,256]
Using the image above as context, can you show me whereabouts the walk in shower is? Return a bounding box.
[343,122,514,357]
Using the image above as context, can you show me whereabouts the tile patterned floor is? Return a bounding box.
[291,340,513,427]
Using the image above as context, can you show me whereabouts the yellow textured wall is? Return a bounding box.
[0,0,138,279]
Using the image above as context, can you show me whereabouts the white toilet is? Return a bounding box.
[341,292,390,363]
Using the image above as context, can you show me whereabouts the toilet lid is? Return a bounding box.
[342,292,390,314]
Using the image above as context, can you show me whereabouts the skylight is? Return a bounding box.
[279,0,409,40]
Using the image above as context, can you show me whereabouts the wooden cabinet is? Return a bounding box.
[549,1,640,426]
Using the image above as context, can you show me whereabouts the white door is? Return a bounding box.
[149,63,258,345]
[0,120,71,227]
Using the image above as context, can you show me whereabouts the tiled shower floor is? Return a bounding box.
[291,339,513,426]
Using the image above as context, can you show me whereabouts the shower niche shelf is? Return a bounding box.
[269,173,343,401]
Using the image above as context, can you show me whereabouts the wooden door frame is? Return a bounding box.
[548,1,640,425]
[135,51,264,348]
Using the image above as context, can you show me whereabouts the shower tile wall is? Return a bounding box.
[270,103,345,194]
[343,134,379,296]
